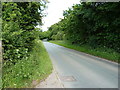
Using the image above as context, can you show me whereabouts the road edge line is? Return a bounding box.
[53,66,65,88]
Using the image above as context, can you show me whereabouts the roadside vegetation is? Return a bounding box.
[2,1,120,88]
[2,2,52,88]
[50,40,119,63]
[43,2,120,63]
[3,40,52,88]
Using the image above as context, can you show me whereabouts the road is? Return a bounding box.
[43,41,118,88]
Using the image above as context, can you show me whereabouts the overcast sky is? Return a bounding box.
[41,0,80,31]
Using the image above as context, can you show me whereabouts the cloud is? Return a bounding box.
[41,0,80,31]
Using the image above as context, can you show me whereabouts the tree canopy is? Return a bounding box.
[47,2,120,53]
[2,2,46,63]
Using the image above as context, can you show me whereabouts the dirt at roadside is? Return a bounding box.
[35,69,63,88]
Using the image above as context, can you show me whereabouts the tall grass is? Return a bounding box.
[50,40,119,63]
[3,40,52,88]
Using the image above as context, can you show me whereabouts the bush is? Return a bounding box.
[2,40,52,88]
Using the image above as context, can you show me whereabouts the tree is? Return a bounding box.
[2,1,47,63]
[47,2,120,52]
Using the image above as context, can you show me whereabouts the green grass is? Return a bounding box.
[3,40,53,88]
[49,40,119,63]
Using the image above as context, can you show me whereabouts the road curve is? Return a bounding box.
[43,41,118,88]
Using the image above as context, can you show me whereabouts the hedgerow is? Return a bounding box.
[2,2,48,88]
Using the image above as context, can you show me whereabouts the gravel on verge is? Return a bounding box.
[35,69,63,88]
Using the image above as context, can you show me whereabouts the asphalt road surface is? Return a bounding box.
[43,41,118,88]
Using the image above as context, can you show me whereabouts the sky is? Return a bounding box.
[41,0,80,31]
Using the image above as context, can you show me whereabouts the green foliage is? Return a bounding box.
[47,2,120,53]
[51,31,64,40]
[39,31,51,40]
[50,40,119,63]
[2,2,45,62]
[3,40,52,88]
[2,2,51,88]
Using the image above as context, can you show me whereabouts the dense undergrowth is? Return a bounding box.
[2,40,52,88]
[44,2,120,54]
[2,2,53,88]
[50,40,119,63]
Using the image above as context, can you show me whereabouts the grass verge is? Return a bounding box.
[49,40,119,63]
[3,40,52,88]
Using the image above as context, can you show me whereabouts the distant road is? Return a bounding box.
[43,42,118,88]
